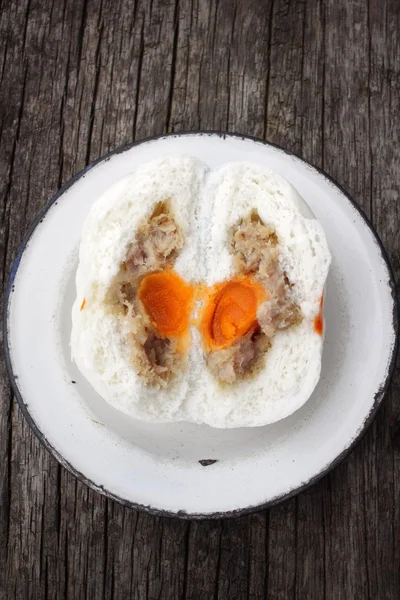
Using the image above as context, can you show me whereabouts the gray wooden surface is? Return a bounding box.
[0,0,399,598]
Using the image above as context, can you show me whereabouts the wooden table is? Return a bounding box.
[1,1,399,598]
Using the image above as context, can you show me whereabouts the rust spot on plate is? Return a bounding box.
[199,459,218,466]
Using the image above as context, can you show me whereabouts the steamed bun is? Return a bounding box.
[71,156,331,428]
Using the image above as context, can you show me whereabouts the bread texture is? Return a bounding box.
[71,156,331,428]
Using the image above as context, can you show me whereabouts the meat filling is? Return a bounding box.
[257,278,302,338]
[231,214,279,278]
[206,328,270,384]
[134,333,182,388]
[105,202,186,388]
[231,215,302,332]
[126,201,184,277]
[206,213,303,384]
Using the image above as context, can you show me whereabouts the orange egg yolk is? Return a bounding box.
[138,270,194,338]
[201,277,267,349]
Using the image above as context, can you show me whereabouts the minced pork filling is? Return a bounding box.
[204,213,303,384]
[106,201,186,388]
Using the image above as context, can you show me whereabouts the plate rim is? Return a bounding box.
[4,130,399,519]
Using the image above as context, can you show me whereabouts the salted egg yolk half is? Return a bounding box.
[138,270,194,338]
[201,277,267,349]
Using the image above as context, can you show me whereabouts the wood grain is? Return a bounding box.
[0,0,399,598]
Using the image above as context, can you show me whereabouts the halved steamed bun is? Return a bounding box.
[71,156,331,428]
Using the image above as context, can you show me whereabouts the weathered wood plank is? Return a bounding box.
[321,2,374,599]
[0,0,75,598]
[184,520,223,600]
[170,0,234,132]
[366,0,400,598]
[264,2,329,598]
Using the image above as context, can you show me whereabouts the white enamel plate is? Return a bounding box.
[5,133,398,518]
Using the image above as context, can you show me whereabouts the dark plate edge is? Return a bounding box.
[3,130,399,520]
